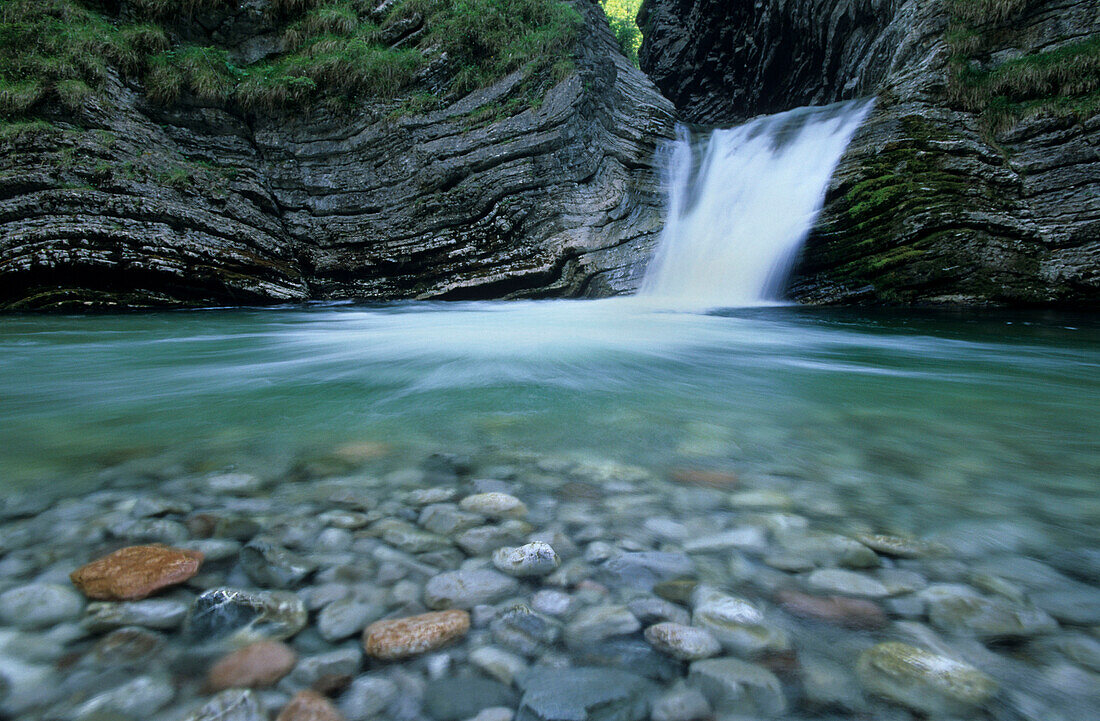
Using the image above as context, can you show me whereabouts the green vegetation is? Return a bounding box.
[600,0,642,66]
[0,0,167,119]
[1,0,581,125]
[945,0,1100,132]
[946,0,1031,24]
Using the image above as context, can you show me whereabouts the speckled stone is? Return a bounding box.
[492,542,561,577]
[644,623,721,660]
[362,610,470,660]
[70,545,203,601]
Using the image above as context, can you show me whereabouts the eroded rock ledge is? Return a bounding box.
[0,0,675,310]
[640,0,1100,305]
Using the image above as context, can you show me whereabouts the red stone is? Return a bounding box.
[668,468,740,488]
[207,641,298,691]
[777,589,887,629]
[277,690,345,721]
[70,545,203,601]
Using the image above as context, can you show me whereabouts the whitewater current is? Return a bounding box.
[642,100,874,307]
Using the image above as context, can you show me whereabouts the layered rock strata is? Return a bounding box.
[0,0,675,310]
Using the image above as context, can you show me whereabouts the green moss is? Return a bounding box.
[0,118,60,143]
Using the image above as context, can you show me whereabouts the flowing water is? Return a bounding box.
[642,101,873,306]
[3,302,1098,545]
[3,301,1099,531]
[1,100,1099,719]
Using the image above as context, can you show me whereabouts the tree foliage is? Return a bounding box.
[600,0,642,66]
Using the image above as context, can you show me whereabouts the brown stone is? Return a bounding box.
[93,627,163,665]
[668,468,739,488]
[208,641,298,691]
[277,690,345,721]
[332,441,390,463]
[363,610,470,660]
[776,589,887,629]
[70,545,203,601]
[311,674,353,696]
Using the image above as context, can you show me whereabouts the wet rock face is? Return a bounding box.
[639,0,1100,306]
[0,1,675,310]
[638,0,908,124]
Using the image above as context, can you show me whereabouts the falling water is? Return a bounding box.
[642,100,874,307]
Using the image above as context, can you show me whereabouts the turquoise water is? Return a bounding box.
[2,300,1098,548]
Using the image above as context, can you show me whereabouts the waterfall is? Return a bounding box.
[641,100,873,307]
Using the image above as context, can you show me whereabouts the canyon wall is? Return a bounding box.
[0,0,675,309]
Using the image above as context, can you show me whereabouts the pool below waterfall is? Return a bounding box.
[1,300,1098,720]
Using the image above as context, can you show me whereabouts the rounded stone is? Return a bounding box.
[492,542,561,577]
[186,689,266,721]
[856,642,998,715]
[531,590,573,616]
[208,641,298,691]
[92,627,165,665]
[806,569,889,598]
[317,598,384,642]
[458,493,528,519]
[564,605,640,650]
[362,610,470,660]
[650,685,711,721]
[240,538,316,589]
[73,675,176,718]
[424,569,519,610]
[82,598,189,632]
[927,592,1057,639]
[517,667,651,721]
[855,533,949,558]
[70,545,203,601]
[277,690,344,721]
[185,588,308,645]
[775,590,887,629]
[644,622,721,660]
[0,583,84,629]
[470,646,528,685]
[338,675,397,720]
[687,657,787,716]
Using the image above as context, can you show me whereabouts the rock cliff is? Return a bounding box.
[0,0,675,310]
[640,0,1100,305]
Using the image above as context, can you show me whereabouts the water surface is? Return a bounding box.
[2,300,1097,549]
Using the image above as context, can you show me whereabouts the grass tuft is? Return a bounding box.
[946,1,1100,132]
[946,0,1033,25]
[2,0,581,121]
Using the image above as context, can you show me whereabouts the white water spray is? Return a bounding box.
[641,100,873,307]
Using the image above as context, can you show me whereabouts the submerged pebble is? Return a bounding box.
[70,545,203,601]
[492,542,561,577]
[363,610,470,659]
[0,444,1093,721]
[643,622,721,660]
[856,642,998,715]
